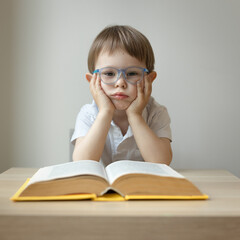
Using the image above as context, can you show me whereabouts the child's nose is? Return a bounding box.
[115,72,127,88]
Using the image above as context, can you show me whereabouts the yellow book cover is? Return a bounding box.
[10,160,209,201]
[11,179,97,201]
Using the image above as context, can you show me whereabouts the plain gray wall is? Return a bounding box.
[1,0,239,177]
[0,0,11,173]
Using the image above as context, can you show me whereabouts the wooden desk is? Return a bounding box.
[0,168,240,240]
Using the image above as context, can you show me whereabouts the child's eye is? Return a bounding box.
[102,71,116,77]
[106,72,115,76]
[127,71,138,76]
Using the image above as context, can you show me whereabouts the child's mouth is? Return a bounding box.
[111,93,128,100]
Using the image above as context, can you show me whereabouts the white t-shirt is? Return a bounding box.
[71,97,172,167]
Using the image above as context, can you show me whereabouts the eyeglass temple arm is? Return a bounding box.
[93,69,99,74]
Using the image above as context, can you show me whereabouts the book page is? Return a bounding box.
[27,160,108,186]
[105,160,184,185]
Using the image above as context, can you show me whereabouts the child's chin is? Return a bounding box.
[113,102,130,111]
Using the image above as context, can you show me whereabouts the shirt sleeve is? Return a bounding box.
[71,104,97,144]
[147,99,172,141]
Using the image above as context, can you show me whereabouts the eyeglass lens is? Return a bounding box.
[100,67,144,84]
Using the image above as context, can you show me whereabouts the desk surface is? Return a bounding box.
[0,168,240,240]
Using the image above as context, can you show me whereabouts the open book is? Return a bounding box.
[11,160,208,201]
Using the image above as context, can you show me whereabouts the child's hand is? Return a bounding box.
[126,75,152,117]
[89,73,115,114]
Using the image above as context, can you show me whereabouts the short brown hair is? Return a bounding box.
[88,25,155,73]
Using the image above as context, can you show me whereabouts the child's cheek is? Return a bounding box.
[100,83,111,95]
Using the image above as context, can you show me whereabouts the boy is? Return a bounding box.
[71,25,172,167]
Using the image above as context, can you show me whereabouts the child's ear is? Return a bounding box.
[148,71,157,83]
[86,73,93,83]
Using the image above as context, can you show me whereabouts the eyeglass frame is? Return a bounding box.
[93,66,149,85]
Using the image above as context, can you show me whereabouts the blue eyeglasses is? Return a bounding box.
[93,67,149,85]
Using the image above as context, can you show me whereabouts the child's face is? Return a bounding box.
[94,50,147,110]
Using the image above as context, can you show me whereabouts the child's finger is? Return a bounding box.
[137,80,144,97]
[144,75,152,97]
[91,73,101,92]
[95,74,101,89]
[90,73,97,85]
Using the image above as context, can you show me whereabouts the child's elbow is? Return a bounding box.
[165,155,172,166]
[158,144,172,165]
[165,147,173,165]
